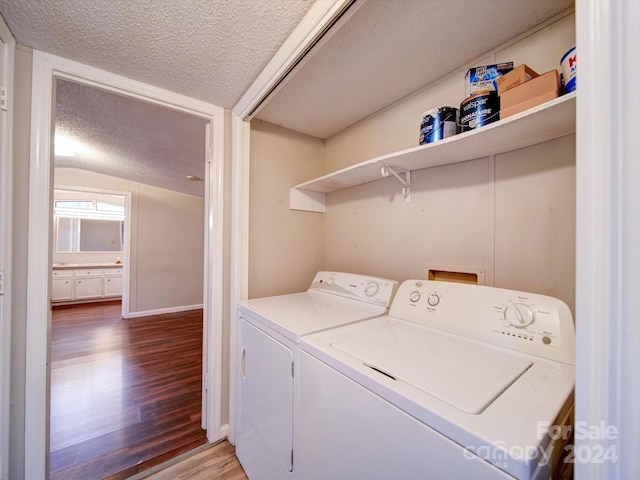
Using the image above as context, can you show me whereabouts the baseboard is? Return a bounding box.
[52,297,122,307]
[126,304,204,318]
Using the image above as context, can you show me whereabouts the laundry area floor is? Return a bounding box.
[49,302,207,479]
[143,440,247,480]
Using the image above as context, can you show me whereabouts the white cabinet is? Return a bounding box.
[74,274,103,299]
[73,268,104,300]
[104,269,123,297]
[51,266,124,303]
[51,271,73,301]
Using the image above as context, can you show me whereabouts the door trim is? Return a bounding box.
[575,1,640,477]
[26,50,226,478]
[0,13,14,480]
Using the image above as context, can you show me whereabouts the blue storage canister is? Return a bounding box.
[419,107,459,144]
[560,45,576,93]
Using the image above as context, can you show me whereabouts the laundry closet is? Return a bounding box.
[247,2,576,313]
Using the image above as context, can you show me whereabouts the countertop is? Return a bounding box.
[52,263,124,270]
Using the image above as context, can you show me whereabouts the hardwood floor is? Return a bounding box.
[50,301,208,479]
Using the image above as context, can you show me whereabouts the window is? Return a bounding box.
[56,217,123,252]
[54,190,125,253]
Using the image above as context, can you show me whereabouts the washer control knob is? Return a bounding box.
[427,293,440,307]
[505,304,535,328]
[364,281,379,297]
[326,277,334,286]
[409,290,421,303]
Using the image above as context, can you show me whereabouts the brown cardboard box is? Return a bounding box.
[500,69,560,119]
[496,64,539,95]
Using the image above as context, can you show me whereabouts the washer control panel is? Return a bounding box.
[391,280,575,364]
[310,272,399,307]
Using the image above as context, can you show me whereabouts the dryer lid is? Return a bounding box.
[331,321,533,414]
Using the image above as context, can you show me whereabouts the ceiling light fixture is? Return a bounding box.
[54,133,77,157]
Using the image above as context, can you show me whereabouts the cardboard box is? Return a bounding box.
[496,64,539,95]
[465,62,513,97]
[500,69,560,119]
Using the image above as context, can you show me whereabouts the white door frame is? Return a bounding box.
[575,1,640,478]
[0,13,14,480]
[26,50,226,479]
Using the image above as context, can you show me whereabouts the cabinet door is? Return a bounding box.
[51,277,73,301]
[74,276,103,299]
[236,317,294,478]
[104,275,123,297]
[75,268,104,277]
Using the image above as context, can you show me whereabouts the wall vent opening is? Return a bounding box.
[425,264,486,285]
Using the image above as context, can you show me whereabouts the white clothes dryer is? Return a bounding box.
[299,280,576,480]
[235,271,398,480]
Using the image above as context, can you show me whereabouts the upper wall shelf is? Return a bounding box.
[290,92,576,212]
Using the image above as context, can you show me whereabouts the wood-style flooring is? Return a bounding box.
[50,301,208,479]
[143,440,247,480]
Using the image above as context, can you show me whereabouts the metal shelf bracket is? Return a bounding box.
[381,164,411,201]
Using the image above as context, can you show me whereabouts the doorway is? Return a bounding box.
[53,77,208,320]
[25,51,226,479]
[49,78,209,476]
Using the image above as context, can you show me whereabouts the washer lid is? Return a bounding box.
[238,291,389,340]
[331,322,533,414]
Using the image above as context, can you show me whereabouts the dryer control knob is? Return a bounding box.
[364,281,379,297]
[409,290,421,303]
[505,304,535,328]
[427,294,440,307]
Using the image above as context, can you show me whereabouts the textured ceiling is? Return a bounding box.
[0,0,316,109]
[0,0,574,194]
[256,0,575,138]
[55,79,208,197]
[0,0,316,196]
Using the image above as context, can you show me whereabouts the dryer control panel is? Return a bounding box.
[389,280,575,365]
[310,272,399,307]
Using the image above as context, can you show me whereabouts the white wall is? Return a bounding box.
[324,157,493,281]
[494,136,575,302]
[322,12,576,312]
[324,12,575,171]
[248,121,325,298]
[55,167,205,314]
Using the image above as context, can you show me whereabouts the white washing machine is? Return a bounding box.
[235,271,398,480]
[299,280,576,480]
